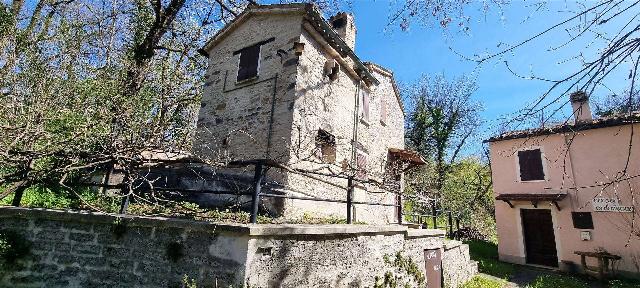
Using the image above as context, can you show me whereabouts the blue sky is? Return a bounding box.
[338,0,630,145]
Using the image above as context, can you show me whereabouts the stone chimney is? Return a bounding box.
[570,91,593,123]
[329,12,356,51]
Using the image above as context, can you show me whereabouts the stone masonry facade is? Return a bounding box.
[193,3,410,224]
[0,207,476,288]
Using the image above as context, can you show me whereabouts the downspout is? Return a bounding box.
[265,74,279,158]
[351,80,361,173]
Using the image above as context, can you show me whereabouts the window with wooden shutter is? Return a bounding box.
[518,149,545,181]
[356,151,368,179]
[360,89,370,123]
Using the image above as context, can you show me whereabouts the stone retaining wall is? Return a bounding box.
[0,207,475,287]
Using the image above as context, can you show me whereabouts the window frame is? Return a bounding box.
[571,212,594,230]
[515,146,548,182]
[315,129,336,164]
[359,88,370,125]
[232,37,274,84]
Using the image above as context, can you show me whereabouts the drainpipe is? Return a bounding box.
[347,80,362,223]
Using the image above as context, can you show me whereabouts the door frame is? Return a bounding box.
[515,204,563,267]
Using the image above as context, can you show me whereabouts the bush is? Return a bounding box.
[460,275,505,288]
[452,227,488,241]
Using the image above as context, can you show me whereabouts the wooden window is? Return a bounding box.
[356,150,368,179]
[236,44,261,82]
[315,129,336,163]
[518,149,545,181]
[380,97,387,125]
[359,89,370,123]
[572,212,594,229]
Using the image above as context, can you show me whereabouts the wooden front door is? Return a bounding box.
[521,209,558,267]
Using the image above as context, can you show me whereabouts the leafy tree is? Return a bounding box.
[405,74,482,193]
[0,0,249,206]
[594,89,640,117]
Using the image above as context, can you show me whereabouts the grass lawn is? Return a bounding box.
[465,240,516,279]
[463,239,640,288]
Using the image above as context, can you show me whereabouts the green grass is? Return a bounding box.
[465,240,516,279]
[525,274,590,288]
[460,275,506,288]
[608,278,640,288]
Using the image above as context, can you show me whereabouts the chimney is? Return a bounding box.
[329,12,356,51]
[570,91,593,123]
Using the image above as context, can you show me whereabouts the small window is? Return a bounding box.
[356,150,368,179]
[236,45,261,82]
[380,97,387,125]
[572,212,594,229]
[315,130,336,163]
[359,89,370,123]
[518,149,545,181]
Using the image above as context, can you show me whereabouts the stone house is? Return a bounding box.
[193,3,423,224]
[487,91,640,277]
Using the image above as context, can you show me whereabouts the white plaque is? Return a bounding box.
[592,198,634,213]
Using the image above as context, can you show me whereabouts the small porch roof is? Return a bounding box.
[496,191,568,210]
[495,192,568,202]
[388,148,426,166]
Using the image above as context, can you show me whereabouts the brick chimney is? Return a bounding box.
[570,91,593,123]
[329,12,356,51]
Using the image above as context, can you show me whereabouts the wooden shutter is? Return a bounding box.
[518,149,545,181]
[237,44,260,82]
[361,90,370,122]
[380,97,387,124]
[356,152,367,179]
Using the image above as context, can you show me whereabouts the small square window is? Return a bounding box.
[315,130,336,163]
[518,149,545,181]
[572,212,594,229]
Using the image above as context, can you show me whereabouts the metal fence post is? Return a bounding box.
[119,172,130,214]
[250,163,264,224]
[448,211,453,237]
[432,204,437,229]
[11,186,25,207]
[397,193,403,225]
[347,176,353,224]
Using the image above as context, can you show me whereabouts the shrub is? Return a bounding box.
[460,275,505,288]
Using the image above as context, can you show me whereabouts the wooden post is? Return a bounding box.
[250,163,264,224]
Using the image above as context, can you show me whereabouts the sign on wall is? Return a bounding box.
[424,248,442,288]
[592,198,634,213]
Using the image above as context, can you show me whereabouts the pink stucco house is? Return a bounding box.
[487,91,640,277]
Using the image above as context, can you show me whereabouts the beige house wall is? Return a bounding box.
[490,123,640,275]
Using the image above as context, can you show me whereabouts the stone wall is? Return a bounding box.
[0,207,476,288]
[0,208,249,288]
[192,6,407,224]
[442,241,478,288]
